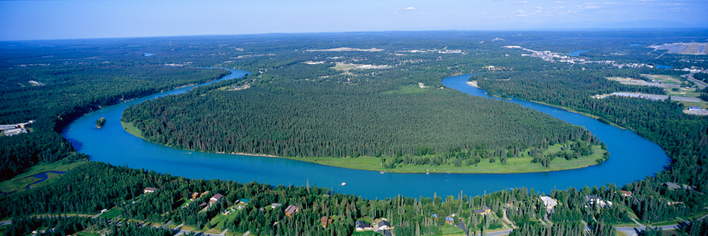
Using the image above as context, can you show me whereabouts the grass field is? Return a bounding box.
[286,144,606,174]
[0,160,88,193]
[99,208,122,219]
[351,231,384,236]
[121,121,145,139]
[666,87,701,98]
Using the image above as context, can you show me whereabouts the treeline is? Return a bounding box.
[5,161,701,235]
[0,64,229,182]
[122,68,596,165]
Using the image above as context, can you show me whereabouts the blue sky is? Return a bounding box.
[1,0,706,41]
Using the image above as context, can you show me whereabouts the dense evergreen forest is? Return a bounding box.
[0,64,229,181]
[2,162,707,235]
[2,31,708,235]
[121,69,596,166]
[474,70,708,191]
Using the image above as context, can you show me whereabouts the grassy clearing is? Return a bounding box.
[0,160,88,193]
[351,231,384,236]
[121,121,145,139]
[438,224,466,235]
[616,231,629,236]
[646,219,682,227]
[99,208,122,219]
[666,87,701,97]
[332,63,359,71]
[680,101,708,109]
[286,144,606,174]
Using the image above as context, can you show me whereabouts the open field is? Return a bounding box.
[121,121,145,139]
[0,160,88,193]
[649,43,708,55]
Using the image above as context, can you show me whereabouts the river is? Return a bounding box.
[61,69,669,199]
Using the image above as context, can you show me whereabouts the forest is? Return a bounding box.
[1,30,708,235]
[0,64,229,181]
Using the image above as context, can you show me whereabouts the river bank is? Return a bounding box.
[120,120,607,174]
[63,70,668,199]
[466,82,628,130]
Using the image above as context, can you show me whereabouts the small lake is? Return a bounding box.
[568,50,589,56]
[143,53,155,57]
[656,64,672,69]
[61,70,669,199]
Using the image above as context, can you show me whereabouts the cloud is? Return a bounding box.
[404,7,415,11]
[517,1,529,3]
[516,9,527,16]
[554,1,564,3]
[536,6,543,9]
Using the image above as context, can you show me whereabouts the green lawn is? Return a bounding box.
[121,121,145,139]
[0,160,88,193]
[99,208,122,219]
[438,224,466,235]
[351,231,383,236]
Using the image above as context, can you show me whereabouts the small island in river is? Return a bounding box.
[95,117,106,129]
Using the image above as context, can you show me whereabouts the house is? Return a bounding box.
[586,195,612,208]
[285,205,299,217]
[539,196,558,209]
[209,194,223,203]
[320,216,333,227]
[355,221,372,231]
[270,203,283,209]
[144,187,157,193]
[191,192,199,199]
[432,214,438,220]
[445,216,455,224]
[621,191,632,197]
[482,206,492,214]
[199,202,207,208]
[376,220,391,230]
[474,209,487,215]
[665,182,695,191]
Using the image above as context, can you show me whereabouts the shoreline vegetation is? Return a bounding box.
[121,120,607,174]
[466,82,628,130]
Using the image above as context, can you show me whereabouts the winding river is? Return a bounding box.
[62,69,669,199]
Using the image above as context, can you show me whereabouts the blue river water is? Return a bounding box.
[26,171,67,189]
[61,69,669,199]
[568,50,590,56]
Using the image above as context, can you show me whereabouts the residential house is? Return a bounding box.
[445,216,455,224]
[209,194,223,203]
[144,187,157,193]
[376,220,391,230]
[474,209,487,215]
[285,205,299,217]
[665,182,695,191]
[480,206,492,214]
[320,216,333,227]
[191,192,199,199]
[586,195,612,208]
[355,221,372,231]
[621,191,632,197]
[270,203,283,209]
[539,196,558,209]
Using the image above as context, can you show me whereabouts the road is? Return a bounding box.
[686,74,707,89]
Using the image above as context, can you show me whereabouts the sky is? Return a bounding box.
[0,0,707,41]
